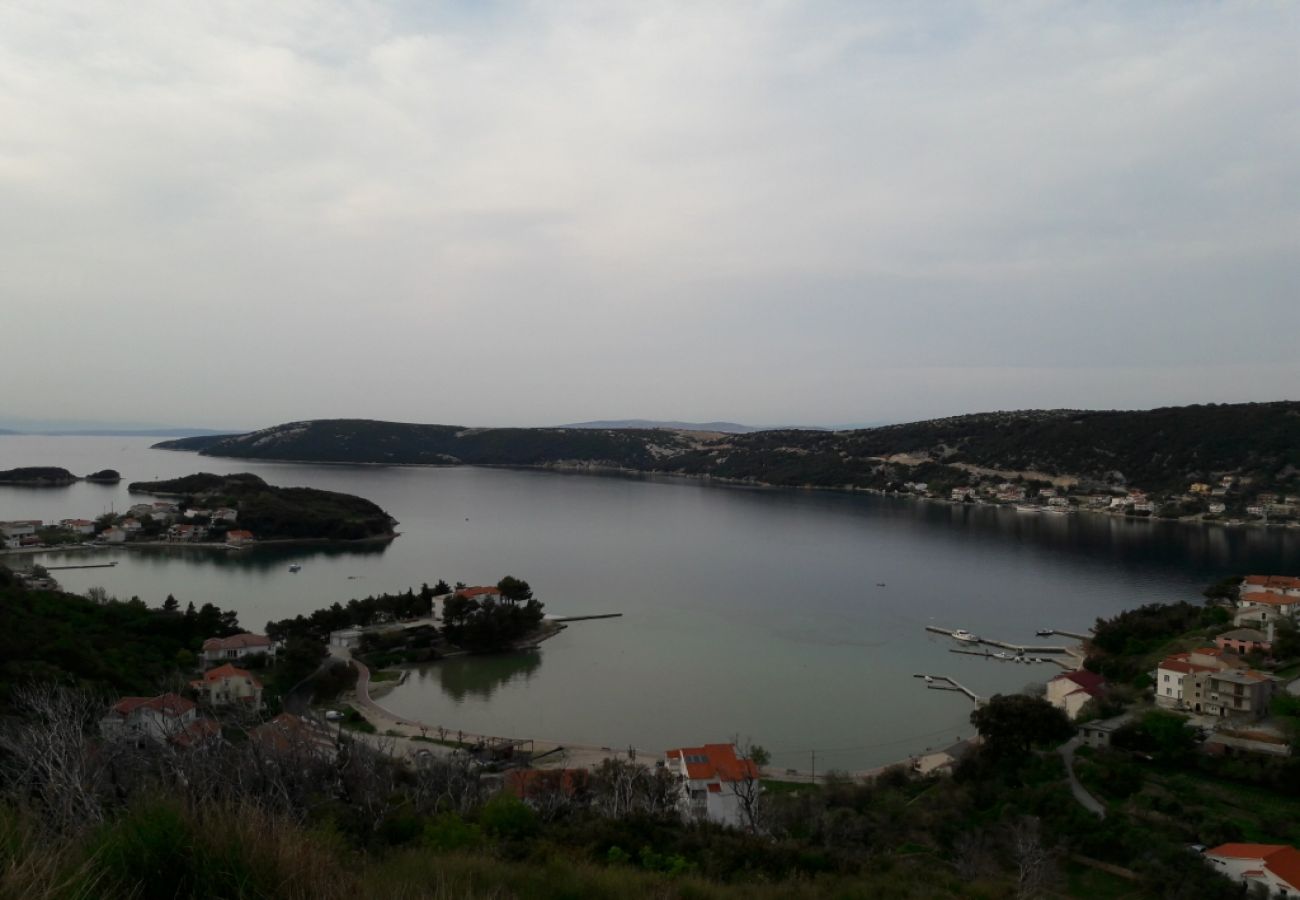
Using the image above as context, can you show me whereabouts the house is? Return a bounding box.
[910,738,977,775]
[1156,648,1236,710]
[100,693,198,742]
[453,585,505,603]
[212,507,239,522]
[1046,670,1107,719]
[128,503,156,519]
[225,529,255,546]
[1208,502,1227,515]
[1079,713,1133,749]
[1038,488,1058,499]
[99,526,127,544]
[1236,603,1290,629]
[950,487,974,502]
[171,717,222,750]
[167,523,207,542]
[504,768,592,807]
[59,518,95,535]
[1189,483,1212,494]
[329,628,363,650]
[1247,505,1267,518]
[251,713,337,760]
[1238,590,1299,618]
[664,743,761,829]
[120,518,142,533]
[1204,669,1276,719]
[1215,626,1273,655]
[1243,576,1300,599]
[151,502,178,520]
[185,507,213,519]
[0,521,38,539]
[1047,496,1070,508]
[201,632,276,664]
[190,663,263,711]
[1205,843,1300,897]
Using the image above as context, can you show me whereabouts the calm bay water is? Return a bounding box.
[3,435,1298,771]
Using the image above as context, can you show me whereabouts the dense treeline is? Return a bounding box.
[156,400,1300,496]
[127,472,397,540]
[266,585,438,642]
[0,566,241,708]
[0,466,78,485]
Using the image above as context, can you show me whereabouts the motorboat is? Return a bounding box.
[951,629,980,643]
[1035,629,1054,637]
[288,564,302,573]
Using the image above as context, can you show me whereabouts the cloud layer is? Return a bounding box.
[3,1,1297,427]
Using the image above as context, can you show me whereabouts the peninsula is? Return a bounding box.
[154,401,1300,524]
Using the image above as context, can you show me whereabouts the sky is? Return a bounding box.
[2,1,1297,430]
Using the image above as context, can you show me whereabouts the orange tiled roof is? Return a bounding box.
[1245,575,1300,591]
[1207,844,1300,891]
[193,663,262,689]
[665,743,760,783]
[111,693,195,717]
[202,633,272,651]
[455,586,502,599]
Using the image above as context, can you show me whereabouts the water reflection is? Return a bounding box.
[415,651,543,703]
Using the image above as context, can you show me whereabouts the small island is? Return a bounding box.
[0,467,79,486]
[124,472,398,543]
[84,469,121,484]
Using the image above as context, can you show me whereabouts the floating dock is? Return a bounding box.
[912,673,981,704]
[42,562,119,570]
[924,625,1071,654]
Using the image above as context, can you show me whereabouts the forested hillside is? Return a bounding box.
[155,402,1300,499]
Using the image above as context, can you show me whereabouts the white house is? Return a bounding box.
[201,632,277,664]
[59,519,95,535]
[1205,843,1300,897]
[1046,670,1106,719]
[99,526,127,544]
[664,743,761,829]
[1236,590,1300,618]
[225,529,255,546]
[0,521,38,539]
[100,693,198,742]
[120,518,142,533]
[190,663,263,711]
[329,628,363,650]
[212,507,239,522]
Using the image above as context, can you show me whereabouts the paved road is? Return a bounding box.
[1059,736,1105,818]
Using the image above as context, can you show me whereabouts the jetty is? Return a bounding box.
[548,613,623,623]
[912,673,981,704]
[924,625,1071,655]
[42,562,118,570]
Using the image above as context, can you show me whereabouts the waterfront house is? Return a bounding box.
[1215,626,1272,655]
[0,521,37,540]
[1208,502,1227,515]
[950,487,974,502]
[201,632,277,664]
[664,743,761,829]
[59,518,95,535]
[1243,575,1300,599]
[167,522,208,542]
[99,526,127,544]
[1046,670,1107,719]
[1247,505,1267,518]
[120,518,142,533]
[100,693,198,742]
[190,663,263,711]
[212,507,239,522]
[1204,843,1300,896]
[225,529,255,546]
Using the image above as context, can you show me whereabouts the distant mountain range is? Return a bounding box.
[154,401,1300,499]
[0,418,235,437]
[560,419,828,433]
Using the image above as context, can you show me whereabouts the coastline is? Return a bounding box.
[150,446,1299,532]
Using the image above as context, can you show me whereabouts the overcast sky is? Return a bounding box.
[3,1,1297,429]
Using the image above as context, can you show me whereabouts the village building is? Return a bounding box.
[1079,713,1134,749]
[99,693,198,742]
[120,518,142,533]
[99,526,127,544]
[1205,843,1300,897]
[1155,648,1275,718]
[664,743,761,829]
[225,529,255,546]
[0,521,38,540]
[59,518,95,535]
[1242,575,1300,599]
[1208,502,1227,515]
[190,663,263,711]
[1238,590,1300,618]
[1046,670,1106,719]
[212,507,239,522]
[201,632,277,664]
[1215,626,1272,655]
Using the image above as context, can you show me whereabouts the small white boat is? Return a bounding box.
[288,564,302,573]
[951,629,980,643]
[1035,629,1054,637]
[1014,504,1040,513]
[993,651,1011,660]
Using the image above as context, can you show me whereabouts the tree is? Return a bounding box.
[162,594,179,613]
[496,576,533,603]
[432,579,451,596]
[970,694,1074,760]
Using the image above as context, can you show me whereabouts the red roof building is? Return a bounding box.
[1206,843,1300,895]
[664,743,762,829]
[201,632,276,662]
[190,663,264,710]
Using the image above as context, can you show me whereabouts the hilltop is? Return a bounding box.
[153,402,1300,507]
[0,467,80,486]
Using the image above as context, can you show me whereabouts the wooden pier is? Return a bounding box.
[42,562,118,570]
[924,625,1071,654]
[912,673,982,704]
